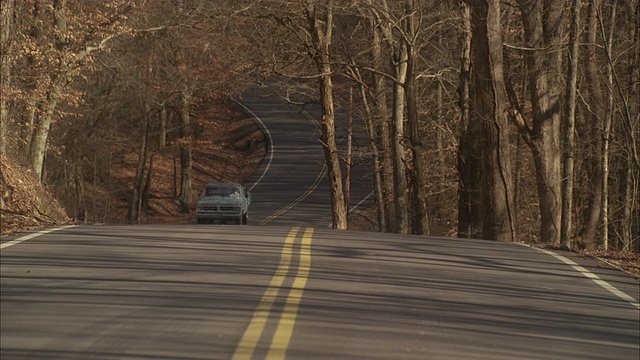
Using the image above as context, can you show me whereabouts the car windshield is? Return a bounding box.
[204,186,239,197]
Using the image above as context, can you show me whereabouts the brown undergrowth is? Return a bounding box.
[1,101,265,234]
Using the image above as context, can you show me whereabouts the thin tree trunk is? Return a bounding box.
[178,88,193,213]
[345,86,353,222]
[457,2,483,239]
[621,162,635,251]
[392,39,410,234]
[127,117,149,224]
[369,15,395,232]
[405,0,429,235]
[142,154,154,214]
[72,143,86,223]
[600,1,617,251]
[355,70,385,231]
[159,106,167,149]
[375,0,410,234]
[561,0,581,250]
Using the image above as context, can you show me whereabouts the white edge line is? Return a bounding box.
[232,97,274,192]
[1,225,76,250]
[520,243,640,310]
[349,190,374,215]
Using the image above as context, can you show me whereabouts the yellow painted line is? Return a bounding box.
[260,165,327,225]
[266,227,314,360]
[232,227,300,360]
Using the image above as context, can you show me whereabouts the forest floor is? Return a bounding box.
[0,102,638,280]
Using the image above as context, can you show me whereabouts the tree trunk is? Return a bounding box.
[601,1,617,251]
[306,1,348,230]
[0,0,15,157]
[27,0,71,181]
[370,16,395,232]
[178,88,193,214]
[520,0,563,246]
[356,71,385,231]
[72,144,86,223]
[468,0,516,241]
[457,2,483,239]
[391,38,410,234]
[159,106,167,149]
[127,117,149,224]
[405,0,429,235]
[561,0,581,250]
[142,154,154,214]
[29,75,66,180]
[345,86,353,222]
[576,0,604,249]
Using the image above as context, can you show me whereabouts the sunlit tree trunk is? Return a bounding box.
[306,1,347,229]
[29,0,69,180]
[389,36,410,234]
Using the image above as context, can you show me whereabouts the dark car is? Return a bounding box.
[196,183,251,224]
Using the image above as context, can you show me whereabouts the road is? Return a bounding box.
[1,92,639,359]
[1,225,638,359]
[236,88,373,228]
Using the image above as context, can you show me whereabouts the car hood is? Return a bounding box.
[197,196,241,206]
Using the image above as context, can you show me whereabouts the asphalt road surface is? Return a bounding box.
[1,92,639,359]
[237,88,373,228]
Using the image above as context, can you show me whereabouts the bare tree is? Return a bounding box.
[366,0,412,234]
[457,2,483,239]
[516,0,565,246]
[465,0,516,241]
[305,0,348,229]
[23,0,132,181]
[576,0,605,250]
[404,0,429,235]
[561,0,581,249]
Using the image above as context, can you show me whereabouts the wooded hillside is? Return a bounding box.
[1,0,638,253]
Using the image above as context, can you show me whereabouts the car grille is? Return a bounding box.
[200,206,240,213]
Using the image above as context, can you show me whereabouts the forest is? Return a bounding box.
[0,0,638,253]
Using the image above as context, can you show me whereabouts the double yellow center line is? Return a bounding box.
[233,227,314,360]
[259,166,327,225]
